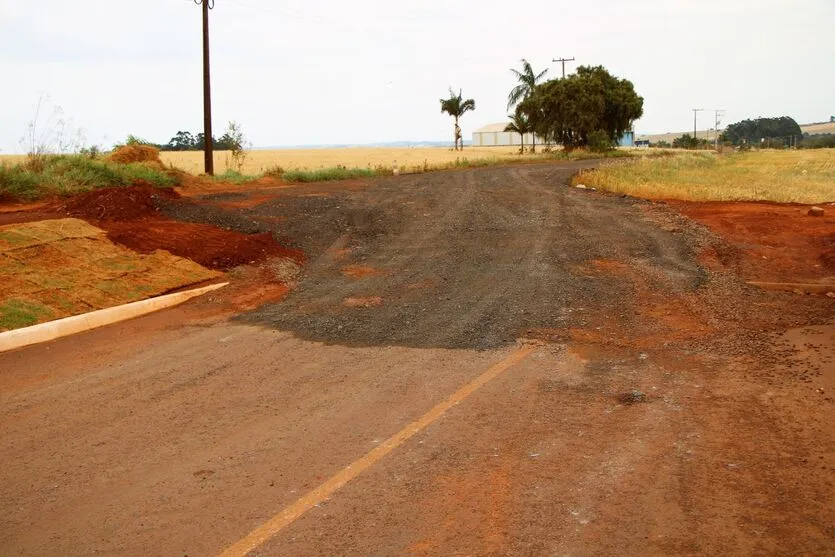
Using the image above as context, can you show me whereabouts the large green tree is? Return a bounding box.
[519,65,643,150]
[720,117,802,146]
[505,108,531,154]
[440,88,476,151]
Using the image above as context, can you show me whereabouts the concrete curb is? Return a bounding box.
[0,282,228,354]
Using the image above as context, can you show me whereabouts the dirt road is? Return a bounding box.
[1,163,833,556]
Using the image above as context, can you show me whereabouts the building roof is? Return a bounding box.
[473,122,511,133]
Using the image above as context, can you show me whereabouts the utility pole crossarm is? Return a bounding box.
[552,57,576,79]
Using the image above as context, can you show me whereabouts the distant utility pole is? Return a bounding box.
[196,0,215,175]
[692,108,704,140]
[713,109,725,150]
[552,57,575,79]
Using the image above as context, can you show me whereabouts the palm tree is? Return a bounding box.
[440,88,476,151]
[505,110,531,154]
[507,59,549,110]
[507,59,548,153]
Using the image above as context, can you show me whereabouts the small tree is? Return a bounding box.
[505,109,531,154]
[440,88,476,151]
[221,121,250,172]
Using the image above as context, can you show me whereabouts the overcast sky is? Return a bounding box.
[2,0,833,152]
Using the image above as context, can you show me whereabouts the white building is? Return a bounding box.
[471,123,541,147]
[472,122,636,148]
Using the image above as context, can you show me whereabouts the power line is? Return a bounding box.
[552,57,575,79]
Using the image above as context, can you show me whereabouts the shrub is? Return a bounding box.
[587,130,614,153]
[0,165,41,200]
[263,165,285,179]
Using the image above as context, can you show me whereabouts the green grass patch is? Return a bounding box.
[0,298,55,330]
[0,155,179,201]
[212,169,261,184]
[281,166,377,183]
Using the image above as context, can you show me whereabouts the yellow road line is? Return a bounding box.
[218,344,536,557]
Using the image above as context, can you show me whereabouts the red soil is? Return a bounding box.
[49,185,303,271]
[100,218,303,271]
[55,184,179,221]
[671,201,835,282]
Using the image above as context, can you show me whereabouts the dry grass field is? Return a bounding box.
[573,149,835,203]
[158,146,546,175]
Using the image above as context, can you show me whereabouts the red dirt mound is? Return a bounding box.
[56,184,180,221]
[101,217,304,270]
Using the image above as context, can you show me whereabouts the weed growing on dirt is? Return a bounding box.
[573,150,835,203]
[0,155,179,200]
[263,165,285,179]
[212,169,260,184]
[282,167,376,183]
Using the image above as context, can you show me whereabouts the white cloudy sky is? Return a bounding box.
[2,0,833,151]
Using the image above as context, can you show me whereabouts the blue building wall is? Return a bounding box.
[618,131,635,147]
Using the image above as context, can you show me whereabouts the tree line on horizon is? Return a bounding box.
[149,128,244,152]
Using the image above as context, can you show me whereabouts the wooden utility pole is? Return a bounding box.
[713,109,725,150]
[692,108,704,141]
[552,57,575,78]
[198,0,215,175]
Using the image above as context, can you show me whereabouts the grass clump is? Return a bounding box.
[263,165,285,179]
[572,149,835,203]
[282,166,376,183]
[0,155,179,200]
[0,298,55,330]
[212,169,260,184]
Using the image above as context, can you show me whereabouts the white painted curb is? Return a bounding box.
[0,282,228,354]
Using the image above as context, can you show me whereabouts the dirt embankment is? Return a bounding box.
[52,185,302,270]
